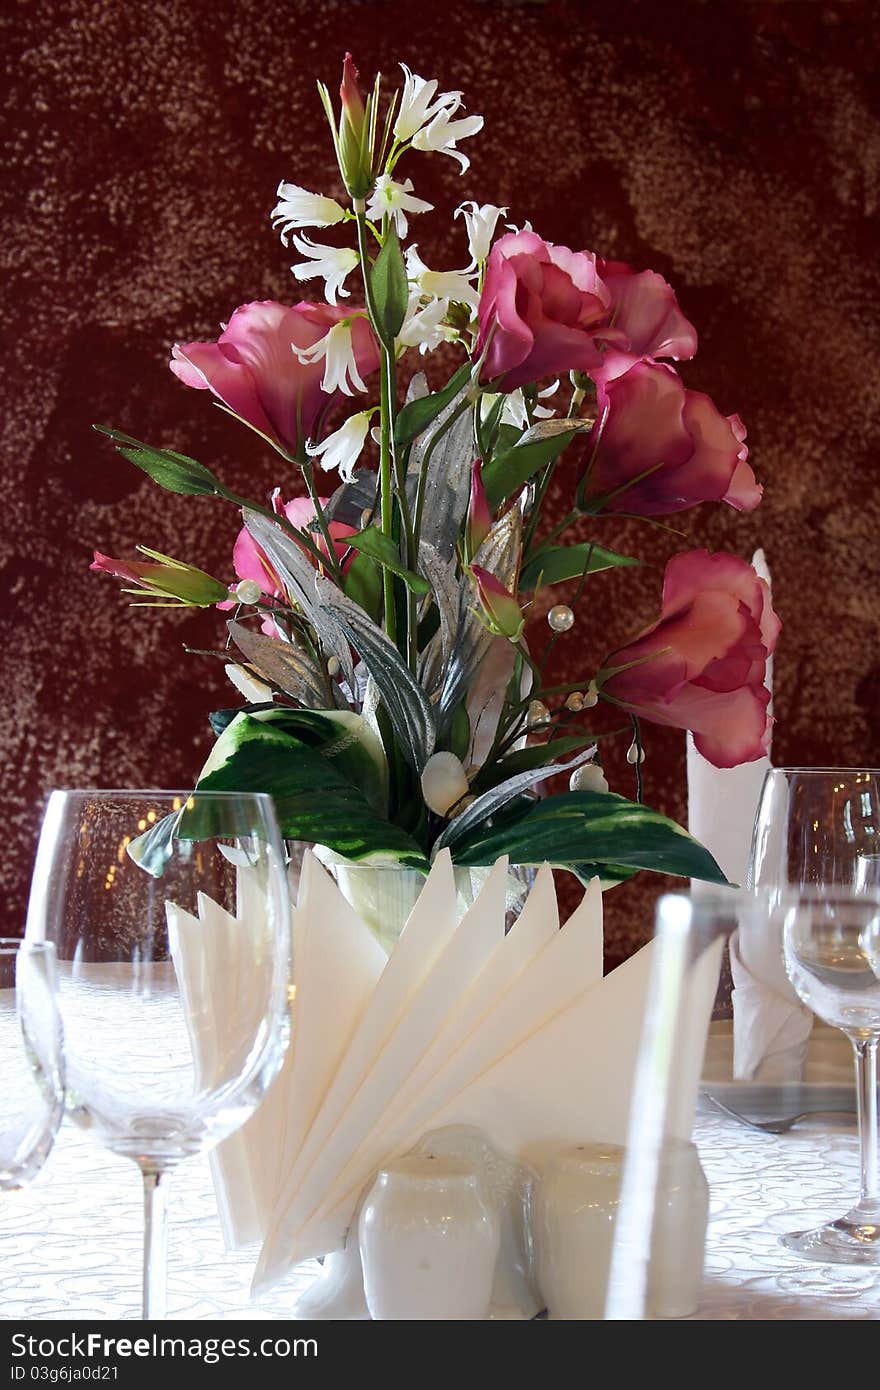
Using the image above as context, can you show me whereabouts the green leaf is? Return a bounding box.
[448,704,471,761]
[394,363,471,446]
[195,711,428,868]
[347,526,431,594]
[342,551,383,620]
[94,427,223,496]
[369,225,409,347]
[449,789,728,886]
[520,542,640,591]
[482,424,587,510]
[201,707,389,814]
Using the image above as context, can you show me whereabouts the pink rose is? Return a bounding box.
[475,232,611,389]
[222,492,357,633]
[581,359,762,515]
[231,492,357,596]
[595,258,697,363]
[602,549,780,768]
[170,300,379,455]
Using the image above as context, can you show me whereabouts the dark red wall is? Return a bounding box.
[3,0,879,963]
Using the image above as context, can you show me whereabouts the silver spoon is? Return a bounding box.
[703,1092,857,1135]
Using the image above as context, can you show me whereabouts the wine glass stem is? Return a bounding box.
[142,1168,169,1320]
[852,1037,880,1211]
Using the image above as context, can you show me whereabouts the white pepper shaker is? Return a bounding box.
[358,1155,500,1320]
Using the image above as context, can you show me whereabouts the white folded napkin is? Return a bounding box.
[686,548,812,1079]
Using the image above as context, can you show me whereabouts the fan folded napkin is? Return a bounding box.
[171,848,721,1296]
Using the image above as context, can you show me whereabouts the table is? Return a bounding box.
[1,1106,878,1320]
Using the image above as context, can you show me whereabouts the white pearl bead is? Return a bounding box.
[527,700,551,728]
[548,604,575,633]
[235,578,263,606]
[565,692,585,712]
[626,741,645,765]
[582,681,599,709]
[420,752,470,817]
[327,656,341,678]
[569,763,609,794]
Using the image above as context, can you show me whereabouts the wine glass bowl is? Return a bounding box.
[749,768,880,893]
[0,939,65,1192]
[26,789,292,1316]
[781,895,880,1038]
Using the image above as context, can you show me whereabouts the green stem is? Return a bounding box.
[378,349,398,649]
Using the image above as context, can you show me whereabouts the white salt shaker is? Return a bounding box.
[358,1155,500,1320]
[533,1140,708,1319]
[534,1143,625,1320]
[648,1139,709,1319]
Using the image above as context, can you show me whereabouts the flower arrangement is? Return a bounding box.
[91,55,778,885]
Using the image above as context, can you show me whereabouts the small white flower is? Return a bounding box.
[366,175,433,238]
[497,380,559,430]
[290,234,359,305]
[406,244,479,308]
[421,751,469,817]
[394,65,463,143]
[505,218,534,235]
[293,319,368,397]
[225,663,273,704]
[412,107,484,173]
[270,182,347,244]
[398,292,455,353]
[455,200,507,267]
[307,410,372,483]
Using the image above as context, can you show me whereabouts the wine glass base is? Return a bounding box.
[780,1218,880,1266]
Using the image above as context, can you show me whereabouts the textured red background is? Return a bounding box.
[3,0,879,963]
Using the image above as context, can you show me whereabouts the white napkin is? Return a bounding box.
[728,904,812,1082]
[686,548,810,1078]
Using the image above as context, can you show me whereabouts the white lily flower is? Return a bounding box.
[293,320,368,396]
[411,107,484,173]
[394,65,464,143]
[406,244,479,308]
[500,381,560,429]
[270,182,347,244]
[455,200,507,266]
[290,234,359,305]
[366,174,433,238]
[397,292,455,354]
[307,410,372,483]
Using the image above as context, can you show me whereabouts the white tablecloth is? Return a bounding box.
[2,1107,878,1320]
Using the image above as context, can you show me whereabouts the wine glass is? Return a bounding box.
[26,790,292,1319]
[748,768,880,1263]
[0,939,65,1190]
[749,767,880,894]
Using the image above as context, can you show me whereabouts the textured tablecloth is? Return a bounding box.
[1,1107,878,1321]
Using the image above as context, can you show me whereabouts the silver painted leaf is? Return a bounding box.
[405,370,429,404]
[433,744,598,854]
[324,469,380,528]
[417,542,461,697]
[226,620,331,709]
[407,393,475,562]
[315,575,437,770]
[435,505,523,728]
[243,510,356,697]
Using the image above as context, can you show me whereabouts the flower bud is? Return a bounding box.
[421,752,469,817]
[470,564,524,642]
[467,459,492,558]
